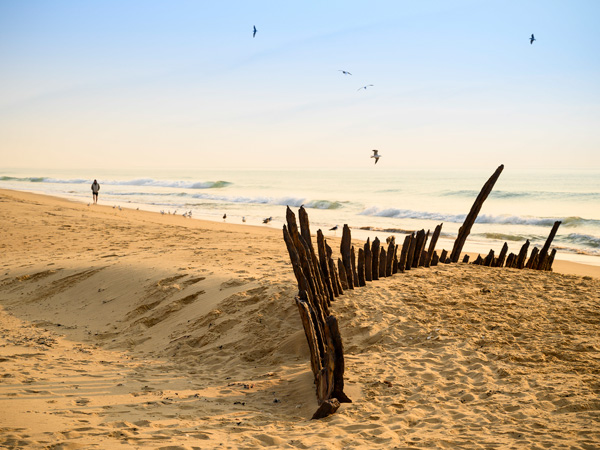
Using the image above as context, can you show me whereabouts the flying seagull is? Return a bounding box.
[530,34,535,44]
[371,149,381,164]
[338,70,352,75]
[253,26,257,38]
[358,84,374,91]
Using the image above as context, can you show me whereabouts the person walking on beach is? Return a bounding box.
[91,179,100,204]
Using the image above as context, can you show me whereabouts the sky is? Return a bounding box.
[1,0,599,171]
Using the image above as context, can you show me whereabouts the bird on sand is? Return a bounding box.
[358,84,374,91]
[371,149,381,164]
[242,216,246,223]
[338,70,352,75]
[253,26,257,38]
[329,225,338,231]
[263,216,272,224]
[530,34,535,44]
[223,213,227,220]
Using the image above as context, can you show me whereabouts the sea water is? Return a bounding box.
[1,167,599,267]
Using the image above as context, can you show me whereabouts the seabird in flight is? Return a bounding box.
[371,149,381,164]
[358,84,374,91]
[530,34,535,44]
[338,70,352,75]
[253,26,257,38]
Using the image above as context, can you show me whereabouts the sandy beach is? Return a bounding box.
[1,188,599,449]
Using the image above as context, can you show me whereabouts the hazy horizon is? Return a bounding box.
[1,1,599,171]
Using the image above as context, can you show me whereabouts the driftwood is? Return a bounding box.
[450,165,504,263]
[424,224,443,267]
[364,238,372,282]
[535,221,561,270]
[312,398,341,420]
[371,237,381,281]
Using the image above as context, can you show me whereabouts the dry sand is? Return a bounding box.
[1,188,599,449]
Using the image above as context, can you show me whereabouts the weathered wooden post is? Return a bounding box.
[535,221,561,270]
[371,237,381,281]
[392,245,399,274]
[516,240,530,269]
[350,246,359,287]
[450,164,504,263]
[326,243,343,296]
[357,248,366,286]
[505,253,516,268]
[483,249,495,266]
[406,232,417,270]
[526,247,539,269]
[417,230,430,267]
[379,248,387,278]
[545,249,557,271]
[364,238,373,282]
[424,224,443,267]
[340,225,355,289]
[439,249,448,264]
[431,251,439,266]
[411,230,425,268]
[337,258,349,290]
[316,230,335,301]
[496,242,509,268]
[398,234,411,273]
[386,237,395,276]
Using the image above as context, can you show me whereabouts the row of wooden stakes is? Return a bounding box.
[282,164,562,419]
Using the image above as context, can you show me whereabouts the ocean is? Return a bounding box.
[2,167,599,267]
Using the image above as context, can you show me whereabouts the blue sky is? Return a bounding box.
[1,0,599,170]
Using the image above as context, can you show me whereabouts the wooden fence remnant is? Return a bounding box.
[439,249,448,264]
[399,234,411,273]
[424,224,443,267]
[358,248,366,287]
[340,225,355,289]
[379,248,387,278]
[431,251,439,266]
[496,242,509,268]
[526,247,539,269]
[450,164,504,263]
[364,238,373,282]
[483,249,495,267]
[406,233,417,271]
[535,221,561,270]
[371,237,381,280]
[516,240,530,269]
[337,258,349,290]
[462,254,470,263]
[386,237,395,276]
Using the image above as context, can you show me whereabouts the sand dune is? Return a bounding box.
[1,189,599,449]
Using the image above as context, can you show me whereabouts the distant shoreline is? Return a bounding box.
[1,187,598,279]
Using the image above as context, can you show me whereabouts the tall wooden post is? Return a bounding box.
[535,221,561,270]
[340,225,354,289]
[364,238,373,282]
[371,237,381,281]
[424,223,443,267]
[450,164,504,263]
[516,240,530,269]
